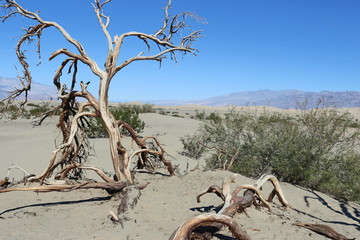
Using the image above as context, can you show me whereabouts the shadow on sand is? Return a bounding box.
[0,196,112,216]
[295,186,360,231]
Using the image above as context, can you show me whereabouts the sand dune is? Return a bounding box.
[0,107,359,239]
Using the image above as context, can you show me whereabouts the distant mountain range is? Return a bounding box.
[1,76,360,109]
[0,76,57,101]
[151,90,360,109]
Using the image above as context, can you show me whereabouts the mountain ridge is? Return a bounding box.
[0,76,57,101]
[2,76,360,109]
[150,89,360,109]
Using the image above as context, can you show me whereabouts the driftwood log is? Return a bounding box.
[170,174,290,239]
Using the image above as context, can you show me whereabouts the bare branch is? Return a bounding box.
[153,0,171,38]
[2,0,103,86]
[33,105,98,182]
[92,0,113,55]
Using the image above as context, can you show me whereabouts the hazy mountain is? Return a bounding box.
[0,76,57,100]
[2,76,360,109]
[152,89,360,109]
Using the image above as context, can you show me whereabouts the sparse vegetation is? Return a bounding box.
[0,101,59,119]
[86,104,155,138]
[181,107,360,201]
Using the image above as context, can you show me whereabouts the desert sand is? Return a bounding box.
[0,105,359,239]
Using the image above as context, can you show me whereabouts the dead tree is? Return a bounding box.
[0,0,203,188]
[171,174,290,239]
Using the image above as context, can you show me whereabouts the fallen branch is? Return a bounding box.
[293,222,355,240]
[169,213,251,240]
[0,181,127,194]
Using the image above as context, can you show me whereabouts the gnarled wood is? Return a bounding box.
[253,174,291,208]
[177,174,289,239]
[169,213,251,240]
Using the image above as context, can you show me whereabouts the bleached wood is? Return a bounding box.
[169,213,251,240]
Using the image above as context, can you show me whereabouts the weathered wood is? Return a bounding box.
[0,181,127,194]
[293,222,355,240]
[169,213,251,240]
[253,174,291,208]
[197,185,225,203]
[0,177,9,188]
[177,174,289,239]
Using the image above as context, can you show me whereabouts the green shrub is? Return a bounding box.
[86,104,146,138]
[1,101,60,119]
[195,110,206,120]
[0,103,26,119]
[28,102,52,117]
[206,112,222,123]
[181,108,360,201]
[26,103,40,107]
[158,109,167,115]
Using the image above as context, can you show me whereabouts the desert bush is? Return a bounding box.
[181,107,360,201]
[0,101,60,119]
[157,109,167,115]
[27,101,53,117]
[206,112,222,123]
[0,103,27,119]
[86,104,146,138]
[195,110,206,120]
[171,114,184,118]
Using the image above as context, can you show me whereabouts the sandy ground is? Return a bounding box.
[0,106,359,239]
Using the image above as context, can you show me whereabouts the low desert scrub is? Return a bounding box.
[86,104,155,138]
[181,107,360,201]
[0,101,58,119]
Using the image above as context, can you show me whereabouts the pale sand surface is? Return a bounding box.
[0,106,359,239]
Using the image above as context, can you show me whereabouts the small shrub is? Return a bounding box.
[158,109,167,115]
[86,104,146,138]
[205,112,222,123]
[0,104,26,119]
[195,110,206,121]
[27,103,40,107]
[28,102,52,117]
[171,114,184,118]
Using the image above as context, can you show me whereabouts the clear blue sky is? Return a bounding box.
[1,0,360,102]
